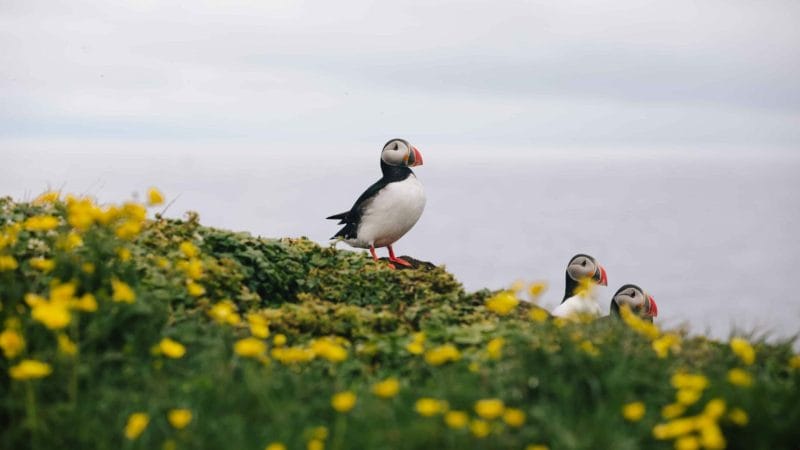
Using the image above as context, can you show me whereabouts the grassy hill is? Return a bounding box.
[1,191,798,450]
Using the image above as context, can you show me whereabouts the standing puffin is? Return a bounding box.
[609,284,658,322]
[551,254,608,319]
[326,138,425,268]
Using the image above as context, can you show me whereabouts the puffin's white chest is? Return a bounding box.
[351,175,426,248]
[551,295,602,320]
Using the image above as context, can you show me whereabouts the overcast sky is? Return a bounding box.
[2,0,799,149]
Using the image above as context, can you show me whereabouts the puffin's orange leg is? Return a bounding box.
[370,245,395,269]
[387,245,412,267]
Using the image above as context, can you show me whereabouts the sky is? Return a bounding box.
[1,0,800,148]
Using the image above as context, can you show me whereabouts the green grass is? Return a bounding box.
[0,193,798,450]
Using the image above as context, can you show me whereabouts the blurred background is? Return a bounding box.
[2,0,799,341]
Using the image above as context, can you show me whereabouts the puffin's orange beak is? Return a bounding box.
[409,147,423,167]
[647,295,658,317]
[598,265,608,286]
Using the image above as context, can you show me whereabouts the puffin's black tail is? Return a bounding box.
[331,223,357,240]
[326,211,349,224]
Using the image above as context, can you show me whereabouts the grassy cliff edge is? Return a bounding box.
[1,193,798,450]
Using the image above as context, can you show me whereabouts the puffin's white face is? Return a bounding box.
[566,254,607,285]
[381,138,423,167]
[613,285,658,318]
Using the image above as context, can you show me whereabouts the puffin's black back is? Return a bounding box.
[327,161,414,240]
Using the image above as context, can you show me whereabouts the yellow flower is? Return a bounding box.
[620,306,660,339]
[502,408,526,427]
[58,232,83,251]
[652,333,681,359]
[57,333,78,356]
[271,346,315,364]
[674,436,700,450]
[676,388,703,406]
[529,307,549,323]
[273,334,287,347]
[661,403,686,420]
[728,407,748,426]
[9,359,52,380]
[66,196,99,230]
[729,337,755,366]
[208,300,241,326]
[727,368,753,387]
[444,410,469,429]
[30,257,55,273]
[622,402,646,421]
[790,355,800,370]
[32,302,71,329]
[699,421,726,449]
[177,258,204,280]
[167,408,192,429]
[24,293,46,308]
[247,313,270,339]
[115,220,142,240]
[424,344,461,366]
[331,391,356,413]
[528,281,548,299]
[81,262,96,274]
[469,419,490,438]
[311,338,347,363]
[124,412,149,440]
[117,247,132,262]
[311,426,328,440]
[0,329,25,359]
[579,340,600,357]
[111,279,136,303]
[50,282,76,305]
[234,337,266,358]
[702,398,726,420]
[652,417,696,440]
[265,443,287,450]
[485,291,519,315]
[71,293,98,312]
[670,372,709,391]
[474,398,505,420]
[23,215,60,231]
[307,440,324,450]
[158,338,186,359]
[526,446,550,450]
[33,191,60,204]
[406,332,426,354]
[0,255,19,271]
[486,337,504,360]
[147,187,165,206]
[406,341,425,355]
[179,241,199,258]
[371,378,400,399]
[186,280,206,297]
[415,398,447,416]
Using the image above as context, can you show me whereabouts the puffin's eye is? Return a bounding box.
[581,260,587,267]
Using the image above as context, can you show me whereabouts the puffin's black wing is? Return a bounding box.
[326,178,390,239]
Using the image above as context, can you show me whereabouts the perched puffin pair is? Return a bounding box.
[551,254,658,322]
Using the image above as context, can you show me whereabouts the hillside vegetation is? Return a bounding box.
[1,191,798,450]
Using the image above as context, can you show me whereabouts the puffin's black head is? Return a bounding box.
[610,284,658,322]
[381,138,423,168]
[563,253,607,301]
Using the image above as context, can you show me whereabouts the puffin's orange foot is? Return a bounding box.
[390,257,412,267]
[386,262,397,270]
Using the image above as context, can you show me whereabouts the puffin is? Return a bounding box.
[550,254,608,319]
[326,138,425,269]
[609,284,658,322]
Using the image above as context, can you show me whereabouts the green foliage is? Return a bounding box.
[1,195,799,450]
